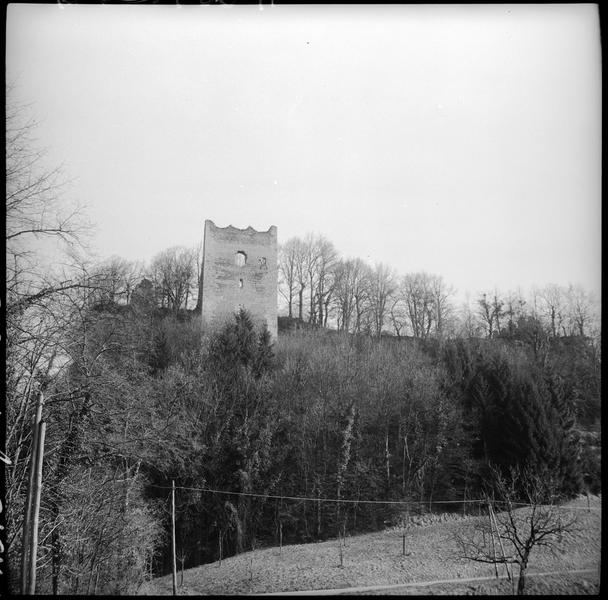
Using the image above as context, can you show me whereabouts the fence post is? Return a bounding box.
[489,502,512,583]
[402,507,409,556]
[486,497,499,579]
[316,488,321,537]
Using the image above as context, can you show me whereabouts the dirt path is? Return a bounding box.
[260,569,599,595]
[140,495,601,596]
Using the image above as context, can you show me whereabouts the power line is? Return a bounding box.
[149,483,480,505]
[148,483,598,510]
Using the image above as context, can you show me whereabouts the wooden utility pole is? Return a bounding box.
[26,422,46,595]
[21,391,44,595]
[172,480,177,596]
[218,530,223,566]
[20,415,40,593]
[486,498,499,579]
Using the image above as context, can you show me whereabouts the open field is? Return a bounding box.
[140,495,601,595]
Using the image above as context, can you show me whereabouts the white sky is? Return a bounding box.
[6,3,601,301]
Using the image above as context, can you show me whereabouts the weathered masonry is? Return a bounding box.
[200,219,278,339]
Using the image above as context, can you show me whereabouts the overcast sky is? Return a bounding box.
[6,3,601,301]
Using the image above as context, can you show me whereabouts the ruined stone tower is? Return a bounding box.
[200,220,278,339]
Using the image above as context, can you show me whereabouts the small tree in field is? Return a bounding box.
[456,466,577,595]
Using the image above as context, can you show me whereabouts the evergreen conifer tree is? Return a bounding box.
[480,357,581,499]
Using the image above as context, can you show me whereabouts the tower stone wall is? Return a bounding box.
[200,220,278,339]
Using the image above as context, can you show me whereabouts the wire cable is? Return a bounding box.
[148,483,599,510]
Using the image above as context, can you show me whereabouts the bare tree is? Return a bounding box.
[565,284,597,338]
[368,263,396,337]
[302,233,321,324]
[491,292,505,336]
[477,291,505,338]
[536,284,566,338]
[89,256,144,306]
[456,297,484,338]
[331,258,373,334]
[313,236,338,328]
[193,240,204,312]
[148,246,196,311]
[6,94,91,319]
[6,110,81,251]
[331,258,375,333]
[400,273,456,339]
[297,233,338,326]
[278,238,300,318]
[429,274,456,339]
[389,296,409,337]
[456,466,578,595]
[4,95,105,594]
[477,293,494,338]
[352,261,372,334]
[292,237,308,322]
[503,289,528,336]
[400,272,435,339]
[332,259,354,332]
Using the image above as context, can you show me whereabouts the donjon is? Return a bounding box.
[200,220,278,339]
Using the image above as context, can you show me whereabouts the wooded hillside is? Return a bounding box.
[4,97,600,594]
[5,299,600,594]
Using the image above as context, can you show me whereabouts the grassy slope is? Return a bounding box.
[140,495,601,596]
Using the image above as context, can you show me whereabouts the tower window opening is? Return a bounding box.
[235,251,247,267]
